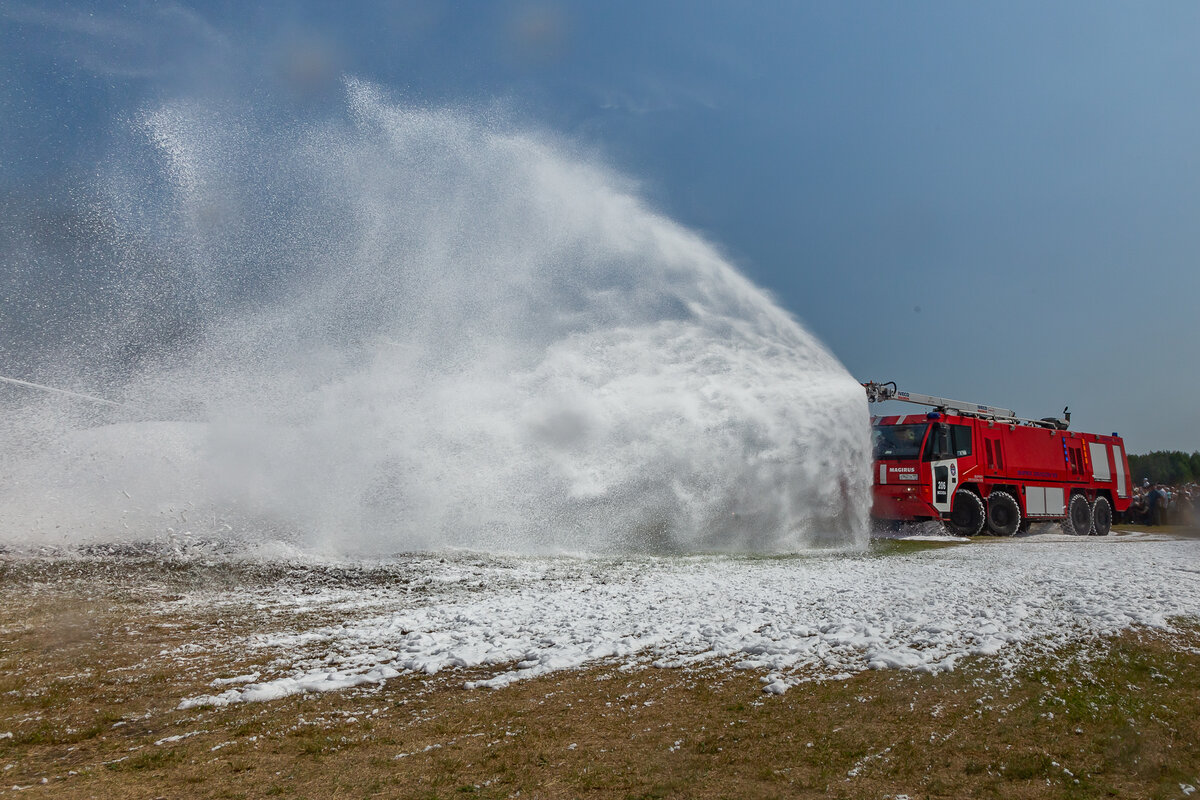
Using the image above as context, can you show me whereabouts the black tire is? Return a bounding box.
[948,490,985,536]
[985,491,1021,536]
[1090,496,1112,536]
[1062,493,1093,535]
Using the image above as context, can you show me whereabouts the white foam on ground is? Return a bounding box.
[176,532,1200,707]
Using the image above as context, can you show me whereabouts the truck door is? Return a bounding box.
[924,423,960,515]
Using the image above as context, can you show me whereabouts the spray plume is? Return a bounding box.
[0,80,870,555]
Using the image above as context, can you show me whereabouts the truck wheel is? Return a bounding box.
[985,491,1021,536]
[1090,496,1112,536]
[1061,493,1093,535]
[948,491,985,536]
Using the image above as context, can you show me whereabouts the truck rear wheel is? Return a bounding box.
[1062,493,1092,535]
[948,490,985,536]
[1090,496,1112,536]
[985,491,1021,536]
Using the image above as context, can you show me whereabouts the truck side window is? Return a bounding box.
[923,423,952,461]
[951,425,972,457]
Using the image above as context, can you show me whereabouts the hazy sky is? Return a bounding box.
[2,1,1199,452]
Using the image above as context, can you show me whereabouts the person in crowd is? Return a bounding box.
[1154,484,1171,526]
[1145,484,1165,526]
[1173,485,1196,526]
[1126,487,1148,525]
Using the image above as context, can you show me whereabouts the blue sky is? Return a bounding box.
[2,1,1199,452]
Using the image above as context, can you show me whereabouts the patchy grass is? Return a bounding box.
[1,558,1199,798]
[868,537,966,555]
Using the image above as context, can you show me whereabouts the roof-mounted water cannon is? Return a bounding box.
[862,380,1069,430]
[1041,407,1071,431]
[863,381,898,405]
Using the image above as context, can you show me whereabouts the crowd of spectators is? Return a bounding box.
[1120,479,1199,526]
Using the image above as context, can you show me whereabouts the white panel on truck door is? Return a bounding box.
[1089,443,1111,481]
[1114,446,1126,497]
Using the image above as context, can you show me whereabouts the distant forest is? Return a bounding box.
[1127,451,1200,486]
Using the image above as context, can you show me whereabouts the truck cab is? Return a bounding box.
[872,414,974,524]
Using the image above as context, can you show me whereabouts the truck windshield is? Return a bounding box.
[872,423,928,460]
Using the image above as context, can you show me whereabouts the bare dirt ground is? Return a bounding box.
[2,549,1199,799]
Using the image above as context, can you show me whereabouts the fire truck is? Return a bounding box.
[865,381,1131,536]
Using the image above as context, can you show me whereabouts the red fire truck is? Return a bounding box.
[865,381,1132,536]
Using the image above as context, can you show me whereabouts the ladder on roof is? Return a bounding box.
[863,381,1069,430]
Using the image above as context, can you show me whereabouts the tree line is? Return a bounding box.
[1127,451,1200,486]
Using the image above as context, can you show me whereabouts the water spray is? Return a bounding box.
[0,374,139,411]
[0,80,872,555]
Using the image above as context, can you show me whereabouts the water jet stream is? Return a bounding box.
[0,80,870,555]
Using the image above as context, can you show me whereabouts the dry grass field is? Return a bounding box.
[2,551,1199,799]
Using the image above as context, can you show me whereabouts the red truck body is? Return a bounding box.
[871,410,1132,536]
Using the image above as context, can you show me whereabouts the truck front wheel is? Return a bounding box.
[948,490,985,536]
[1090,496,1112,536]
[1062,493,1093,535]
[985,491,1021,536]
